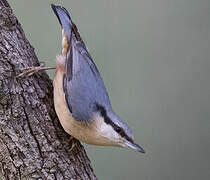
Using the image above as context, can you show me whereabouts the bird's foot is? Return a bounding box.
[70,137,78,152]
[16,62,56,78]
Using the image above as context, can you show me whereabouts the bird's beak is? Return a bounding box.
[123,141,145,153]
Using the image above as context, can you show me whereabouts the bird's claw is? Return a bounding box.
[70,137,78,152]
[16,65,56,78]
[16,66,42,78]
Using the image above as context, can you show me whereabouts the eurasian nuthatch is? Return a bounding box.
[19,4,145,153]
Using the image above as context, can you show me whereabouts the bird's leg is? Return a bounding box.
[16,62,56,78]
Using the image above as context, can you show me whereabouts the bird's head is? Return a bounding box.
[94,104,145,153]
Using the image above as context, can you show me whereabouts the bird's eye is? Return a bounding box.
[115,127,122,134]
[115,126,128,139]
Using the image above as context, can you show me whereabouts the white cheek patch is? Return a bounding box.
[98,121,120,142]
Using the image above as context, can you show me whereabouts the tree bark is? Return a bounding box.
[0,1,97,179]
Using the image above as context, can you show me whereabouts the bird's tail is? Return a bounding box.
[51,4,72,39]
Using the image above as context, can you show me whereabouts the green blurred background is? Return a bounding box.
[8,0,210,179]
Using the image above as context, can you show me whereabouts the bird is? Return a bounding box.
[18,4,145,153]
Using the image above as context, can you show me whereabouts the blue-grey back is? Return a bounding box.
[64,35,112,122]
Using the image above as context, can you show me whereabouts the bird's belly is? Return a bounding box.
[53,68,115,146]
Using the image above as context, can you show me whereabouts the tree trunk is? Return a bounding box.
[0,1,97,179]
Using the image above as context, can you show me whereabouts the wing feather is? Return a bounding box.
[63,29,112,122]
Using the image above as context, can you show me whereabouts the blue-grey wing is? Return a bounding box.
[63,35,112,122]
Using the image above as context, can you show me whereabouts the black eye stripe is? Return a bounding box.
[95,104,133,143]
